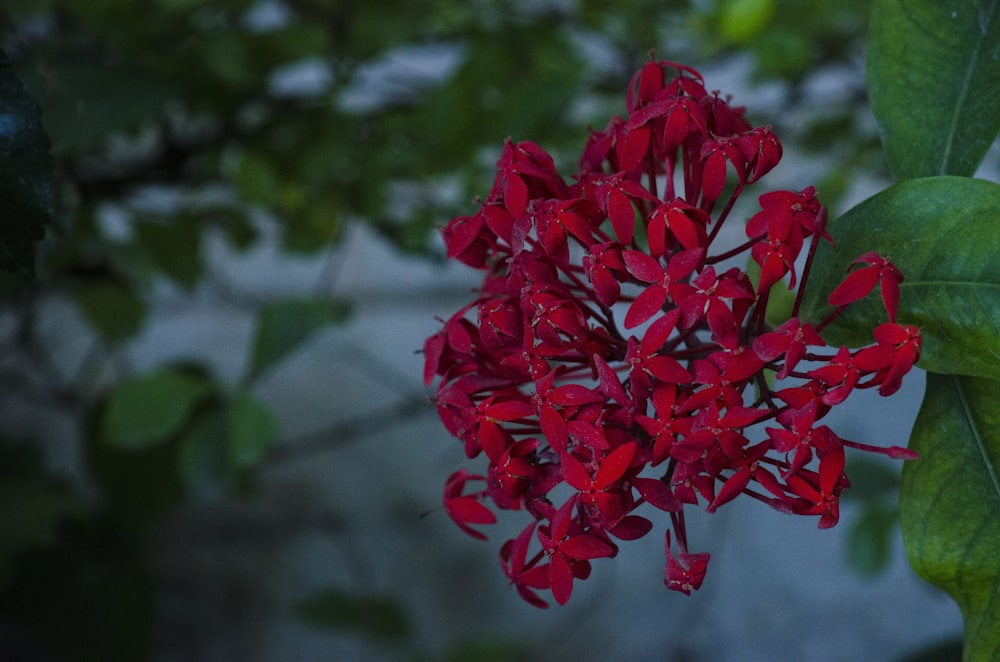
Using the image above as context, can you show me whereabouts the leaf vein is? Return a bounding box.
[951,374,1000,510]
[941,0,999,174]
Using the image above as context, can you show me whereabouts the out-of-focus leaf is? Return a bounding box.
[72,280,148,343]
[18,60,179,152]
[199,32,253,87]
[250,298,351,378]
[297,588,411,641]
[0,50,52,278]
[178,392,275,498]
[234,151,280,206]
[134,215,203,289]
[102,368,213,450]
[718,0,775,44]
[800,177,1000,380]
[845,505,897,576]
[901,373,1000,660]
[867,0,1000,179]
[228,391,276,468]
[178,407,230,500]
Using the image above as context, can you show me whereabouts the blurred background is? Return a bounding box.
[0,1,972,660]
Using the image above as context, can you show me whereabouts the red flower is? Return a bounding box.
[425,58,921,607]
[443,470,496,540]
[500,522,551,608]
[784,446,847,529]
[828,251,904,321]
[537,495,617,605]
[664,530,710,595]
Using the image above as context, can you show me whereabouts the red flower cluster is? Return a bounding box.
[424,60,920,608]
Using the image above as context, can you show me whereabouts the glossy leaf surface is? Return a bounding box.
[867,0,1000,179]
[901,373,1000,661]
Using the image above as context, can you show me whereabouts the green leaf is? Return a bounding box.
[801,176,1000,380]
[297,588,411,641]
[178,407,230,500]
[250,298,351,378]
[867,0,1000,178]
[0,50,53,277]
[134,215,204,289]
[102,368,213,449]
[73,280,148,343]
[17,59,180,153]
[901,373,1000,661]
[234,151,280,207]
[228,391,276,468]
[176,392,274,499]
[845,505,897,576]
[719,0,775,44]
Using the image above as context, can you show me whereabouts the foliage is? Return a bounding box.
[0,0,987,659]
[799,0,1000,659]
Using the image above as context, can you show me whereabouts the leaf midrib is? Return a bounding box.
[951,374,1000,510]
[940,0,999,175]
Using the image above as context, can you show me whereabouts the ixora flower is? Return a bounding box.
[424,59,920,608]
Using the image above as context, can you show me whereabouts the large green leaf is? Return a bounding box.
[901,373,1000,661]
[801,176,1000,380]
[867,0,1000,179]
[0,49,52,277]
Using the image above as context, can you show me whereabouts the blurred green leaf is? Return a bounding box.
[0,49,52,278]
[72,280,148,343]
[901,373,1000,661]
[178,391,275,498]
[250,298,351,378]
[199,32,253,88]
[235,151,281,206]
[845,505,897,576]
[102,368,213,449]
[178,407,230,500]
[800,177,1000,380]
[228,391,276,468]
[867,0,1000,179]
[134,215,204,289]
[718,0,775,44]
[297,588,411,641]
[18,60,180,153]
